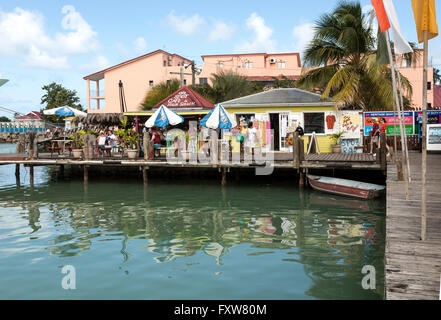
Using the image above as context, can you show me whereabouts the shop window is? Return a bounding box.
[304,112,325,134]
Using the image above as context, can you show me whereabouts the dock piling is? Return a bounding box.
[84,165,88,183]
[221,168,227,186]
[142,166,148,186]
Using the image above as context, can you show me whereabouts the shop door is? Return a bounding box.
[269,113,279,150]
[279,113,289,151]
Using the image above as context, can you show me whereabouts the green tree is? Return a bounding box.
[191,70,263,104]
[297,1,412,111]
[40,82,83,123]
[272,75,296,88]
[140,79,180,111]
[0,116,10,122]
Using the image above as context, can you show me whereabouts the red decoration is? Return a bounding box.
[326,115,336,130]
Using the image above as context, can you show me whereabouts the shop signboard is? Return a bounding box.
[364,112,414,136]
[414,111,441,135]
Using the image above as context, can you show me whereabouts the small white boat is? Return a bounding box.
[307,175,385,200]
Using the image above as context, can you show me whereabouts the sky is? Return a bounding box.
[1,0,440,118]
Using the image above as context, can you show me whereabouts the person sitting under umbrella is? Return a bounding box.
[97,130,111,157]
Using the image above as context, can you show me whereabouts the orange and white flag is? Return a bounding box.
[371,0,390,32]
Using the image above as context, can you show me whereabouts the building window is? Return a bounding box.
[428,102,432,109]
[183,79,187,85]
[402,59,409,68]
[278,61,286,69]
[244,61,253,69]
[149,81,154,87]
[163,60,167,67]
[199,78,208,85]
[304,112,325,134]
[216,62,224,68]
[427,82,432,90]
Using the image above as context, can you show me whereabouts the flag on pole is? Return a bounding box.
[371,0,391,32]
[412,0,438,43]
[376,26,390,65]
[383,0,413,54]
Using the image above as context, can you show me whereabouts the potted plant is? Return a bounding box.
[330,131,345,153]
[122,131,140,159]
[69,130,86,158]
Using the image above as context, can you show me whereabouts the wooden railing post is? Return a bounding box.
[143,132,149,161]
[293,132,300,169]
[380,132,387,171]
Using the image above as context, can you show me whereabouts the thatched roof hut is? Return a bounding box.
[72,113,124,126]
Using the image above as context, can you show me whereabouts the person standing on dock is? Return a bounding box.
[369,119,380,155]
[379,118,390,157]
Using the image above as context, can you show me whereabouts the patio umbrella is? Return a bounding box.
[200,104,237,130]
[145,105,184,128]
[43,106,87,117]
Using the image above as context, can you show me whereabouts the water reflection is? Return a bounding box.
[0,162,385,299]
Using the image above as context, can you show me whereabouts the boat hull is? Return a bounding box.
[307,175,385,200]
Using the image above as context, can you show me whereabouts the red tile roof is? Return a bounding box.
[152,86,215,110]
[247,75,299,81]
[15,111,44,120]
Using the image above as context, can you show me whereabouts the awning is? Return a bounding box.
[124,110,210,116]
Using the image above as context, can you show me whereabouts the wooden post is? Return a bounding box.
[421,30,428,241]
[143,132,149,160]
[221,167,227,186]
[29,165,34,185]
[142,166,148,186]
[380,132,387,171]
[396,160,404,181]
[299,169,305,186]
[15,164,20,181]
[293,132,300,169]
[84,165,88,183]
[299,139,305,163]
[83,135,89,160]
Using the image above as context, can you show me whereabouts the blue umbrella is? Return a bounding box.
[200,104,237,130]
[145,105,184,128]
[43,106,86,117]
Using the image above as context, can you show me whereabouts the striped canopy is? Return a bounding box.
[43,106,86,117]
[200,104,237,130]
[145,105,184,128]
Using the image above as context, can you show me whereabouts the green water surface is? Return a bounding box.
[0,144,385,299]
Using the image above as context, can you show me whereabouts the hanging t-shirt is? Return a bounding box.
[326,115,336,130]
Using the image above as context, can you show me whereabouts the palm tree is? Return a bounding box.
[191,70,262,103]
[297,1,412,110]
[140,79,180,110]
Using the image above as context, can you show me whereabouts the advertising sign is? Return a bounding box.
[414,111,441,134]
[364,112,414,136]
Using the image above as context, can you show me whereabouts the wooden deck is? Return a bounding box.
[386,152,441,300]
[0,152,381,170]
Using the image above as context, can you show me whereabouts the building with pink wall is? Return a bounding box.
[197,53,302,85]
[84,48,434,114]
[84,49,195,114]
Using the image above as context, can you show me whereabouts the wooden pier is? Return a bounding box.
[386,151,441,300]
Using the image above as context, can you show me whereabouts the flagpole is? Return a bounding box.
[385,30,410,198]
[421,30,428,241]
[395,55,412,183]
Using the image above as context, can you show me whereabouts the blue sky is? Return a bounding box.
[1,0,440,118]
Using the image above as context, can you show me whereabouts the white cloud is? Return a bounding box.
[55,5,99,54]
[133,37,147,53]
[166,11,204,36]
[0,6,99,69]
[234,13,276,52]
[23,45,69,69]
[81,54,110,71]
[292,22,315,56]
[208,21,236,42]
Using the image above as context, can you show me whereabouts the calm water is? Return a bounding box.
[0,144,385,299]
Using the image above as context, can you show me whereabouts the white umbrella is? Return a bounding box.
[200,104,237,130]
[145,105,184,128]
[43,106,87,117]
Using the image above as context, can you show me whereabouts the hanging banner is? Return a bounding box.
[364,111,414,136]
